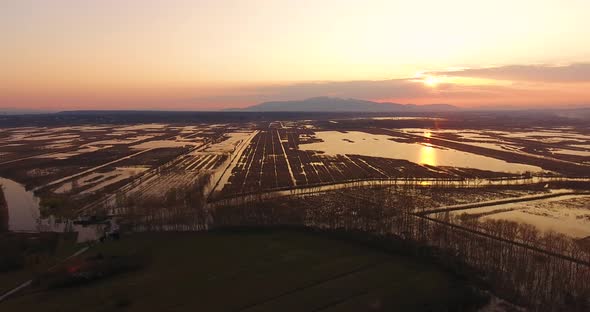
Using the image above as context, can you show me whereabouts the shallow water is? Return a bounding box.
[85,135,155,146]
[370,117,445,121]
[451,194,590,238]
[205,132,254,153]
[0,177,99,241]
[549,148,590,157]
[131,139,201,150]
[300,131,543,173]
[0,177,40,231]
[117,124,168,131]
[207,131,258,196]
[34,146,103,160]
[54,166,150,194]
[481,209,590,238]
[500,131,589,143]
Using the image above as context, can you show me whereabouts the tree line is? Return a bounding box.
[113,182,590,311]
[211,186,590,311]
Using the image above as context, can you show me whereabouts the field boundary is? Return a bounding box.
[420,190,590,215]
[208,175,590,207]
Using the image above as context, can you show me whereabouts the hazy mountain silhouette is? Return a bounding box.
[0,108,55,115]
[233,97,458,112]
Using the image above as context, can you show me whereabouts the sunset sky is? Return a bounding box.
[2,0,590,110]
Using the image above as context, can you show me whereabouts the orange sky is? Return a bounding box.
[2,0,590,110]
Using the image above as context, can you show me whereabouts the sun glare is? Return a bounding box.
[419,143,436,166]
[423,76,440,87]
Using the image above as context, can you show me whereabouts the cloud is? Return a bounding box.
[191,79,433,106]
[427,63,590,83]
[183,74,590,109]
[3,66,589,110]
[2,80,429,110]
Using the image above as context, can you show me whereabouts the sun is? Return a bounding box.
[423,75,440,87]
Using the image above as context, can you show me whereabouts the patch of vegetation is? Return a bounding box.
[35,252,149,290]
[38,195,75,218]
[0,232,78,294]
[2,230,488,311]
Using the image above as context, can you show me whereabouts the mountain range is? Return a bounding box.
[231,97,458,112]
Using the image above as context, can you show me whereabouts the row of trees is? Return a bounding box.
[109,173,212,232]
[211,186,590,311]
[109,180,589,311]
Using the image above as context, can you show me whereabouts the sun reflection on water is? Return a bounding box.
[420,143,436,166]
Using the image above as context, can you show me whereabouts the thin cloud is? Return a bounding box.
[256,79,431,99]
[185,75,590,109]
[192,79,433,106]
[427,63,590,82]
[3,68,589,110]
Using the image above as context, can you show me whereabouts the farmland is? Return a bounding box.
[0,230,488,312]
[1,113,589,231]
[1,111,590,310]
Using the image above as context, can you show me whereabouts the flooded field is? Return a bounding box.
[449,194,590,238]
[400,128,590,162]
[0,112,589,242]
[300,131,542,173]
[54,166,150,194]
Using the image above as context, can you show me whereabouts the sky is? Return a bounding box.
[2,0,590,111]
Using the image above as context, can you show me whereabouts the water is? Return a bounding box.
[0,177,99,242]
[300,131,544,173]
[0,177,39,231]
[450,194,590,238]
[207,131,259,197]
[54,166,150,194]
[130,139,202,150]
[550,148,590,157]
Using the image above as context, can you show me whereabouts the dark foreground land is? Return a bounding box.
[1,230,485,312]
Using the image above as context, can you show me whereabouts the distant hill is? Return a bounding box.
[0,108,55,115]
[554,107,590,120]
[232,97,459,112]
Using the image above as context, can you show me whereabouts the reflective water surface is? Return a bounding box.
[450,194,590,238]
[300,131,544,173]
[0,177,99,242]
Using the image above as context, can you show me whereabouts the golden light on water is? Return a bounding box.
[420,143,437,166]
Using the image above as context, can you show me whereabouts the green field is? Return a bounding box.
[0,233,80,295]
[2,230,485,311]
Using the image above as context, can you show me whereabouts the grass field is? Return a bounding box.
[1,230,485,311]
[0,233,80,295]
